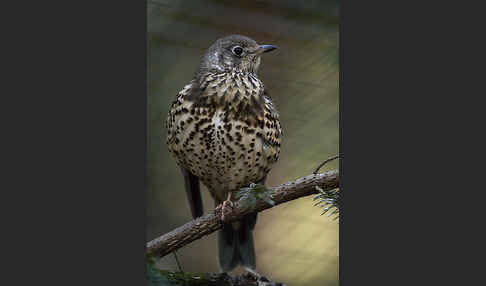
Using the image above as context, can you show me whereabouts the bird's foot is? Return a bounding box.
[215,200,234,222]
[244,268,283,286]
[244,268,262,280]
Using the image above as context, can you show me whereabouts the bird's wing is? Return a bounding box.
[261,91,282,166]
[166,82,194,146]
[181,167,204,218]
[167,80,205,219]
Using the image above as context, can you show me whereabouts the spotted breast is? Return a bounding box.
[166,70,281,202]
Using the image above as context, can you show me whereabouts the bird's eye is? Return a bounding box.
[232,46,243,56]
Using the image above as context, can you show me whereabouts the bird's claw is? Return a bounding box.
[216,200,234,222]
[244,269,282,286]
[244,269,262,280]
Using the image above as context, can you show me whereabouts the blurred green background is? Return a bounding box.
[147,1,339,285]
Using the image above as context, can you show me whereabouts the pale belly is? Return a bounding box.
[169,110,271,202]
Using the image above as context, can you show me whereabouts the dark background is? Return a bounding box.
[147,0,339,285]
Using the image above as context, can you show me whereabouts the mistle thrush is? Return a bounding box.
[166,34,282,273]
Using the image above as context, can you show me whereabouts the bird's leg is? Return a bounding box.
[215,192,234,222]
[223,191,234,210]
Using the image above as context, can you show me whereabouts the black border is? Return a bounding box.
[7,1,148,285]
[340,0,469,284]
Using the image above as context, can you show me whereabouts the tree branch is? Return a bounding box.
[147,268,288,286]
[146,169,339,258]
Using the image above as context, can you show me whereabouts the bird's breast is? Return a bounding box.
[167,74,281,201]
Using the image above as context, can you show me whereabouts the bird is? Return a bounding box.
[166,34,282,275]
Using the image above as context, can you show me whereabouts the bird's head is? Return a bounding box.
[197,34,278,78]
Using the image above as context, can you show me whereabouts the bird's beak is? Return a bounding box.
[257,44,278,54]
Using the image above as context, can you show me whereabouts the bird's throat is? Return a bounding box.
[193,71,266,119]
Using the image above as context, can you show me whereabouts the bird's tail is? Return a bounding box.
[218,212,258,272]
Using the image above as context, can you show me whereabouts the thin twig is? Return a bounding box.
[173,250,183,272]
[313,154,339,174]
